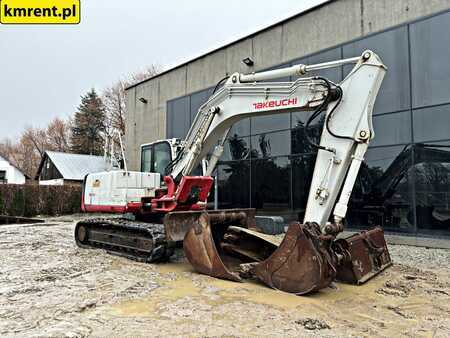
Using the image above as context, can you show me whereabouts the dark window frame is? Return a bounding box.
[140,140,173,175]
[0,170,6,184]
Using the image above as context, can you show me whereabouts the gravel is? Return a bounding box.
[389,244,450,271]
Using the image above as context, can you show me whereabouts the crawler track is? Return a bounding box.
[74,218,174,262]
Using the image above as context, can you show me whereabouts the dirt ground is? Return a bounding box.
[1,215,449,338]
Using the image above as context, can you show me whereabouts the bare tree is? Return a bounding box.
[17,134,41,178]
[103,82,126,137]
[0,117,72,179]
[103,65,160,141]
[128,65,161,86]
[46,117,71,152]
[0,65,159,177]
[0,138,20,167]
[22,126,49,157]
[0,134,41,178]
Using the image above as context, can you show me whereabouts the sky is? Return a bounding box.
[0,0,326,139]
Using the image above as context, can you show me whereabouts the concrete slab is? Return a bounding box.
[255,216,285,235]
[282,0,362,61]
[186,50,227,93]
[362,0,450,34]
[225,38,253,75]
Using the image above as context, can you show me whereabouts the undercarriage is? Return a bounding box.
[74,217,174,263]
[75,208,392,295]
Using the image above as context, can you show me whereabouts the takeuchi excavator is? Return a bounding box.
[75,50,392,295]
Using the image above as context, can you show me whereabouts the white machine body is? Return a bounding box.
[83,171,160,211]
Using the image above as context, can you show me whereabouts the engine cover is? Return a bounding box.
[82,170,160,213]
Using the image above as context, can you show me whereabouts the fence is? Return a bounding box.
[0,184,82,217]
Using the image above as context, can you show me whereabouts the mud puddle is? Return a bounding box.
[0,216,449,337]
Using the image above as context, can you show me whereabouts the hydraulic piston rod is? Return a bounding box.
[239,56,361,83]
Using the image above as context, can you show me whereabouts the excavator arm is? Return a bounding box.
[77,51,392,295]
[164,50,385,232]
[158,51,392,294]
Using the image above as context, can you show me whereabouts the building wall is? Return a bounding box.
[125,0,450,236]
[0,158,26,185]
[125,0,450,171]
[37,156,63,182]
[39,178,65,186]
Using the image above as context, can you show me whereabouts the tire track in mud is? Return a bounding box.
[0,216,449,337]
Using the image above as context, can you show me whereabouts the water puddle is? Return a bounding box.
[109,261,390,317]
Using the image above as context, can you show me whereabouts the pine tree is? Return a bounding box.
[71,89,106,155]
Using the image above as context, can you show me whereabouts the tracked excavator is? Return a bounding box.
[75,50,392,295]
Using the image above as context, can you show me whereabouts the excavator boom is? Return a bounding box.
[162,50,392,294]
[76,50,392,295]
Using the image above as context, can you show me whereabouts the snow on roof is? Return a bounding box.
[38,151,109,181]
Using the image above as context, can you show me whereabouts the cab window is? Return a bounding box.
[153,142,172,176]
[141,146,152,172]
[140,142,172,176]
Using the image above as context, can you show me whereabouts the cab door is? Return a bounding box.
[140,141,173,176]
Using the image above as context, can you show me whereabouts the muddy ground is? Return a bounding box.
[0,215,449,338]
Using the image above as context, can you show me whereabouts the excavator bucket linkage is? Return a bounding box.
[164,209,392,295]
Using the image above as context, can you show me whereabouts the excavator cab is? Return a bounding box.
[141,140,178,177]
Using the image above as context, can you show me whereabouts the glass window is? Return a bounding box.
[343,26,410,114]
[413,142,450,234]
[0,170,6,183]
[141,146,152,172]
[249,62,291,134]
[228,118,250,138]
[251,113,290,135]
[166,102,175,139]
[217,161,250,209]
[221,136,251,161]
[371,111,412,147]
[410,12,450,107]
[413,104,450,143]
[303,48,342,83]
[167,96,190,139]
[291,111,325,155]
[250,130,291,158]
[348,145,415,232]
[292,153,317,219]
[190,88,213,124]
[153,142,172,176]
[251,157,291,211]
